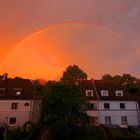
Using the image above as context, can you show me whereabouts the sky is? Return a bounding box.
[0,0,140,80]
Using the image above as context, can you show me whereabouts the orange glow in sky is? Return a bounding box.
[0,1,140,80]
[0,23,124,80]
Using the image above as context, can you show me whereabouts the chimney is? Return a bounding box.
[2,73,8,80]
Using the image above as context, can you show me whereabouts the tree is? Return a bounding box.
[101,73,140,94]
[41,81,87,139]
[102,73,137,84]
[102,74,113,80]
[60,65,87,82]
[128,84,139,94]
[112,75,122,83]
[121,74,136,84]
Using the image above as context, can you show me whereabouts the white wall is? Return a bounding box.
[0,100,32,127]
[99,101,139,127]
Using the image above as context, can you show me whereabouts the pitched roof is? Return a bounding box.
[78,80,137,101]
[95,80,137,101]
[78,80,98,100]
[0,78,40,100]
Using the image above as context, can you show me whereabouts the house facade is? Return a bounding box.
[99,100,139,127]
[0,75,41,128]
[79,80,140,127]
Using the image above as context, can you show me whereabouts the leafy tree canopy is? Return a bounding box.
[102,74,113,80]
[102,73,140,93]
[60,65,87,82]
[41,81,87,138]
[102,73,137,84]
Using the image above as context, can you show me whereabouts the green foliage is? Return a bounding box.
[102,73,140,94]
[102,73,137,84]
[121,74,136,83]
[60,65,87,82]
[41,81,87,139]
[7,122,35,140]
[7,127,24,140]
[112,128,140,140]
[113,75,122,83]
[69,126,108,140]
[128,84,140,94]
[23,121,34,133]
[102,74,113,80]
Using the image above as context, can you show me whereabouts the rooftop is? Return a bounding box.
[78,80,137,101]
[0,78,40,100]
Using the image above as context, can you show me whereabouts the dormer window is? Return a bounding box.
[115,90,123,96]
[16,91,21,96]
[101,90,109,96]
[0,88,6,96]
[86,90,93,96]
[14,88,23,96]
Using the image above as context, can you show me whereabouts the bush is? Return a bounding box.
[112,128,140,140]
[7,127,24,140]
[23,121,34,134]
[68,125,108,140]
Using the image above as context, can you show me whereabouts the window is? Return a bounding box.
[88,103,97,110]
[120,103,126,109]
[9,117,16,125]
[115,90,123,96]
[86,90,93,96]
[16,91,21,95]
[104,103,110,109]
[14,88,22,96]
[0,88,6,96]
[11,103,18,110]
[105,116,111,123]
[24,102,30,106]
[121,116,127,124]
[101,90,109,96]
[89,117,98,125]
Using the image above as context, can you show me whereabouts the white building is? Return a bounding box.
[99,100,139,127]
[79,80,140,127]
[0,76,41,128]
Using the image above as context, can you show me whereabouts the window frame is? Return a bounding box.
[121,116,127,124]
[115,90,123,96]
[120,103,126,109]
[105,116,111,123]
[104,103,110,109]
[9,117,16,125]
[101,90,109,96]
[15,91,21,96]
[0,88,6,96]
[85,90,93,97]
[14,88,23,96]
[11,102,18,110]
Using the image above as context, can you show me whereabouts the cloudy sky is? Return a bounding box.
[0,0,140,79]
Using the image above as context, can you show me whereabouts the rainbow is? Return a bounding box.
[0,23,122,66]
